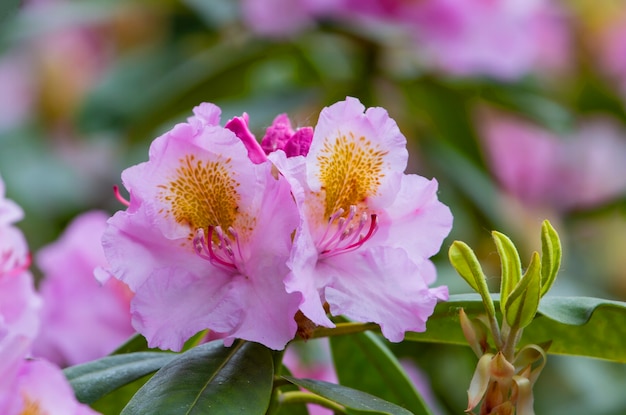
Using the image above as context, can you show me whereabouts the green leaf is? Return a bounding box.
[448,241,496,321]
[64,352,177,404]
[405,294,626,362]
[540,220,562,297]
[504,251,542,330]
[330,330,433,415]
[282,377,414,415]
[492,231,522,315]
[121,340,274,415]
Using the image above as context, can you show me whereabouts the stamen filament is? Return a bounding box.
[319,206,356,252]
[318,207,378,259]
[113,185,131,207]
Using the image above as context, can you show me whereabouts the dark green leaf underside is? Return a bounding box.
[64,352,177,404]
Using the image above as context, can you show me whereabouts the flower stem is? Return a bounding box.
[279,391,348,414]
[294,322,380,341]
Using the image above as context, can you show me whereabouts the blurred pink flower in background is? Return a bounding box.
[480,112,626,210]
[102,103,302,351]
[0,174,96,414]
[397,0,570,78]
[277,97,452,342]
[33,210,134,367]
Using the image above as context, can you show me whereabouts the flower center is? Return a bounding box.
[193,226,246,273]
[316,132,388,218]
[158,154,240,234]
[317,205,378,259]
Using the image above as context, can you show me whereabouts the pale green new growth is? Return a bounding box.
[449,220,563,415]
[504,251,542,330]
[448,241,496,325]
[492,231,522,317]
[540,220,562,297]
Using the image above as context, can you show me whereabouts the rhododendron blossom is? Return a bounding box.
[274,97,452,342]
[102,103,302,351]
[33,211,134,367]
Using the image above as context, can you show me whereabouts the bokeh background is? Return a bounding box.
[1,0,626,413]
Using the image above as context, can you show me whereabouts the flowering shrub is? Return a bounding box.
[2,0,626,414]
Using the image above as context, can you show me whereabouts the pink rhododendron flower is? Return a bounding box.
[33,211,134,367]
[273,97,452,342]
[102,103,302,351]
[480,112,626,210]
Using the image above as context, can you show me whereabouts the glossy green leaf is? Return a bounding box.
[448,241,496,321]
[540,220,562,297]
[121,340,274,415]
[492,230,522,315]
[504,251,542,329]
[64,352,177,404]
[283,376,414,415]
[405,294,626,362]
[330,330,433,415]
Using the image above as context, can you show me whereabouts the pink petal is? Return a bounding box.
[323,247,447,342]
[372,175,453,259]
[131,267,242,352]
[225,114,268,164]
[307,97,408,210]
